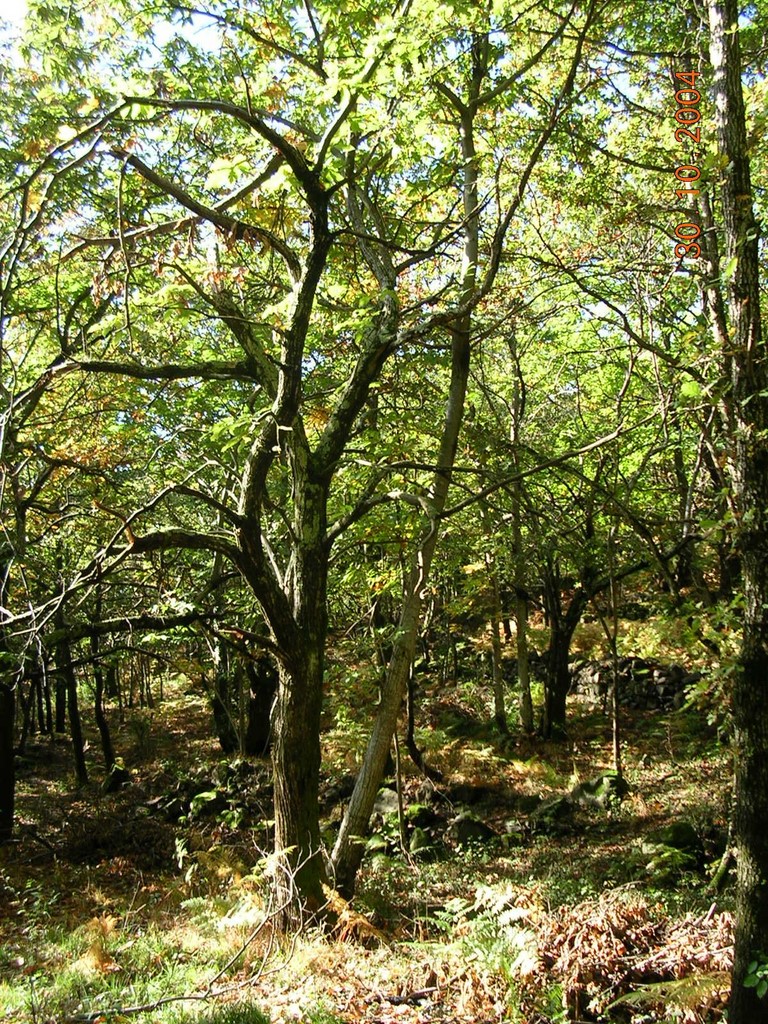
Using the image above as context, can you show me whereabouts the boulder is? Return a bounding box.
[569,656,695,710]
[646,820,702,856]
[449,813,497,847]
[530,794,573,828]
[373,788,400,817]
[102,762,131,794]
[409,826,446,861]
[514,794,542,814]
[571,770,628,810]
[641,820,704,880]
[405,803,440,829]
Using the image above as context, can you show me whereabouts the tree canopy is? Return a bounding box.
[2,0,768,1018]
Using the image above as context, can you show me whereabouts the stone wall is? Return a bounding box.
[569,656,701,710]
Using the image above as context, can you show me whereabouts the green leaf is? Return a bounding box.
[190,790,219,816]
[679,380,702,400]
[722,255,738,281]
[205,155,251,190]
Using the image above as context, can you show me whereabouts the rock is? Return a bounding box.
[647,821,702,855]
[373,788,400,816]
[530,794,573,827]
[161,797,187,821]
[405,803,439,829]
[447,783,482,805]
[447,783,498,807]
[190,789,227,817]
[409,827,436,859]
[503,820,526,846]
[449,813,497,847]
[569,656,696,711]
[414,782,436,804]
[642,820,704,881]
[571,771,628,810]
[102,763,131,794]
[514,794,542,814]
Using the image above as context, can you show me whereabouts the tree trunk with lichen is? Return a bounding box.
[708,2,768,1019]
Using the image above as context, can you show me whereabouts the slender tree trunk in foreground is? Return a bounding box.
[330,32,493,895]
[332,309,472,895]
[708,2,768,1019]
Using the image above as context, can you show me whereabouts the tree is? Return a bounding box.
[6,0,592,916]
[331,0,599,892]
[706,0,768,1017]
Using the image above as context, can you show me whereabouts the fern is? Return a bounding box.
[606,971,730,1012]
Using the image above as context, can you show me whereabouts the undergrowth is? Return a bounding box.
[2,627,736,1024]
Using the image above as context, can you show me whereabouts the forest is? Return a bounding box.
[1,0,767,1021]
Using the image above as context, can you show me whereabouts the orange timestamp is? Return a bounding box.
[673,70,702,259]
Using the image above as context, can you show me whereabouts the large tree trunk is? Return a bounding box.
[542,622,573,739]
[708,2,768,1019]
[272,649,326,923]
[269,468,330,926]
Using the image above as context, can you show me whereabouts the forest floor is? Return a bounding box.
[0,625,736,1024]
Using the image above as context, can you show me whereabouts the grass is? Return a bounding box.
[0,884,272,1023]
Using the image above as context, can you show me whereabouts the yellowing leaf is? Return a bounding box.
[22,140,44,160]
[77,96,100,116]
[205,155,250,190]
[463,562,485,575]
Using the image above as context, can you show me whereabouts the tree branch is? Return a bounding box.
[112,149,302,279]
